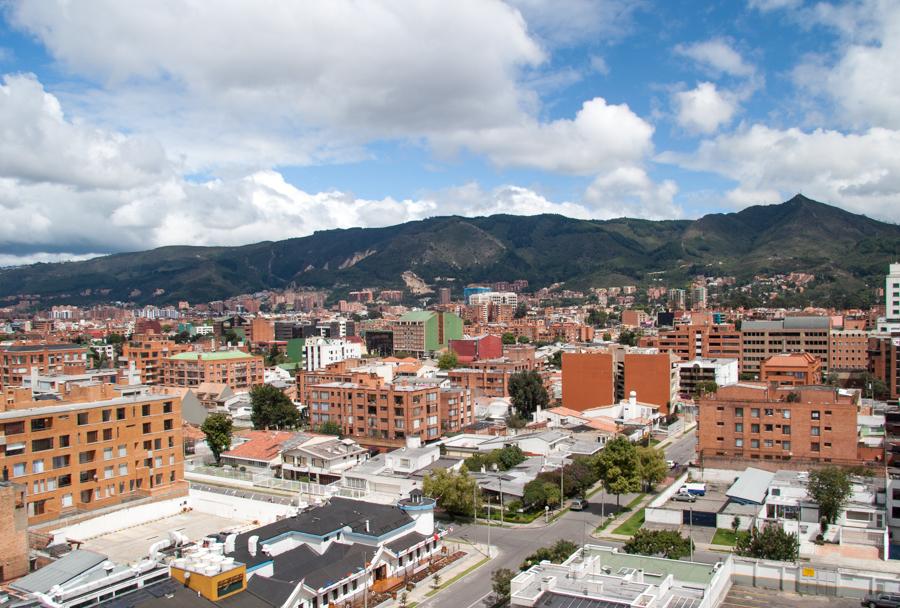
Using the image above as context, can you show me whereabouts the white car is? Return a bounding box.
[666,459,676,469]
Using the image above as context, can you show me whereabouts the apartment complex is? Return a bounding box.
[829,327,869,372]
[445,356,534,398]
[160,350,264,390]
[698,384,874,470]
[656,323,742,363]
[741,317,831,375]
[869,336,900,400]
[0,343,89,389]
[303,374,472,445]
[562,347,678,414]
[0,384,186,525]
[760,352,822,387]
[676,358,739,396]
[120,334,191,385]
[391,311,463,357]
[304,337,363,371]
[876,263,900,334]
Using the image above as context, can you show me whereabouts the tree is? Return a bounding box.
[491,568,515,601]
[431,572,441,591]
[514,302,528,319]
[861,372,890,400]
[437,350,459,370]
[564,458,599,497]
[423,467,481,516]
[201,413,233,464]
[398,592,409,608]
[618,330,638,346]
[735,524,798,561]
[521,540,578,570]
[807,466,852,524]
[637,446,668,492]
[548,351,562,369]
[522,480,560,510]
[506,413,527,429]
[586,309,608,327]
[502,332,517,345]
[250,384,301,430]
[623,529,693,560]
[508,370,549,418]
[693,380,718,398]
[595,437,641,507]
[265,345,287,367]
[602,332,612,341]
[316,421,342,436]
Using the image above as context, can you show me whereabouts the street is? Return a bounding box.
[420,431,715,608]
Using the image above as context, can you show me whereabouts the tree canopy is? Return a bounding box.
[437,350,459,370]
[508,370,549,418]
[520,540,579,570]
[637,446,668,492]
[623,529,693,560]
[491,569,515,601]
[423,466,480,516]
[807,466,852,524]
[595,436,641,506]
[735,524,798,561]
[201,413,233,464]
[250,384,301,430]
[465,445,526,472]
[316,420,342,436]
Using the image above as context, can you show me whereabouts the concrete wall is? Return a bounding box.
[645,472,689,526]
[52,496,189,542]
[727,556,900,599]
[689,467,742,484]
[189,489,293,524]
[716,512,755,531]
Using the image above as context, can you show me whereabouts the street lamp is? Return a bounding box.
[545,505,550,523]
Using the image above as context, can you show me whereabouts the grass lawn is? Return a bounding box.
[711,529,743,546]
[613,508,645,536]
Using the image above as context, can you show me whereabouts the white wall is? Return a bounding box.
[189,489,294,524]
[52,497,189,542]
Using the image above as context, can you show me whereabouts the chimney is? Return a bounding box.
[365,520,370,533]
[248,535,259,557]
[629,391,637,406]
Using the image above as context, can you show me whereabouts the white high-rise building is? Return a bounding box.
[468,291,518,307]
[304,337,363,371]
[876,263,900,334]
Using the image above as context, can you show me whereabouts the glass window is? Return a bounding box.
[12,462,26,477]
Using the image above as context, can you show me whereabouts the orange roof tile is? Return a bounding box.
[223,430,297,462]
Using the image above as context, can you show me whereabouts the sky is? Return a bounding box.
[0,0,899,266]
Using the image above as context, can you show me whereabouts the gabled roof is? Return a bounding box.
[223,431,298,462]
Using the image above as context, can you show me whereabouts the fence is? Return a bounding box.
[727,556,900,599]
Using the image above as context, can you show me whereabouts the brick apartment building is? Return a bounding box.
[446,355,535,398]
[829,327,870,373]
[0,343,89,389]
[869,336,900,400]
[562,348,678,414]
[655,323,742,364]
[760,352,822,386]
[303,374,473,446]
[697,384,876,470]
[161,350,264,390]
[0,384,186,525]
[120,334,191,385]
[391,311,463,357]
[740,317,831,376]
[0,481,28,582]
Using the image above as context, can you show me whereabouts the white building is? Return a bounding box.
[304,337,363,371]
[468,291,518,307]
[876,263,900,334]
[676,358,739,395]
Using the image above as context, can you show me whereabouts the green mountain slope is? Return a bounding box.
[2,195,898,305]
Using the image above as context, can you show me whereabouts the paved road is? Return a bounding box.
[422,492,722,608]
[664,429,697,467]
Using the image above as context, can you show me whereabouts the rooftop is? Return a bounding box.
[170,350,256,361]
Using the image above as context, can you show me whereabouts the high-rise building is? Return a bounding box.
[691,286,708,309]
[876,263,900,333]
[438,287,451,305]
[667,288,686,310]
[161,351,265,390]
[0,384,186,525]
[868,336,900,400]
[391,311,463,357]
[740,317,831,375]
[1,343,89,389]
[656,323,742,363]
[304,337,363,371]
[120,335,191,385]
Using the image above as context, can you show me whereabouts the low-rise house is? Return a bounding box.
[220,431,300,471]
[282,437,368,483]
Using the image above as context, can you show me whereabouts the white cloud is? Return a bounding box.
[747,0,802,12]
[507,0,641,47]
[674,38,756,78]
[660,123,900,220]
[442,97,654,175]
[590,55,610,75]
[673,82,738,134]
[584,167,681,219]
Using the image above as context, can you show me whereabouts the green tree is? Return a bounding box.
[502,332,517,345]
[807,466,852,524]
[437,350,459,370]
[491,568,515,601]
[618,330,638,346]
[316,420,342,436]
[861,372,890,400]
[508,370,549,418]
[586,309,608,327]
[623,529,693,559]
[250,384,300,430]
[514,302,528,319]
[735,524,798,561]
[637,446,668,492]
[423,466,481,516]
[595,437,641,507]
[521,540,579,570]
[201,413,233,464]
[522,480,560,510]
[564,457,599,497]
[506,413,527,429]
[265,345,287,367]
[602,332,612,341]
[548,351,562,369]
[693,380,718,399]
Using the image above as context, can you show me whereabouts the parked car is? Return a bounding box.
[570,497,589,511]
[666,459,676,469]
[862,593,900,608]
[672,491,697,503]
[683,482,707,496]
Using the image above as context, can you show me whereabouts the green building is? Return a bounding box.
[392,310,463,357]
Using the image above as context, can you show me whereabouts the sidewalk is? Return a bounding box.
[390,541,494,606]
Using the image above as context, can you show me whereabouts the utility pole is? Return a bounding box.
[473,482,477,550]
[689,506,694,562]
[363,551,368,608]
[486,495,492,557]
[560,458,564,511]
[499,476,504,525]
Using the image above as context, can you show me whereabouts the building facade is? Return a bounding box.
[391,311,463,357]
[0,343,88,389]
[121,335,191,385]
[741,317,831,376]
[161,351,264,390]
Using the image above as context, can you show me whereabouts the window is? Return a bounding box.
[782,410,791,419]
[119,444,127,457]
[141,404,151,417]
[751,408,760,417]
[103,428,113,441]
[163,402,173,414]
[163,419,173,431]
[811,411,820,420]
[80,469,96,483]
[751,423,760,433]
[59,435,70,448]
[116,407,126,420]
[751,439,760,448]
[142,422,152,434]
[811,442,821,452]
[79,450,95,464]
[30,418,52,431]
[764,408,774,416]
[119,464,128,476]
[782,441,791,451]
[811,427,820,436]
[32,438,53,452]
[58,474,71,488]
[104,447,114,460]
[12,462,26,477]
[102,409,112,423]
[764,439,774,448]
[86,430,98,443]
[61,493,73,507]
[77,412,90,425]
[782,425,791,435]
[735,423,744,433]
[32,459,45,473]
[735,407,744,418]
[765,424,773,432]
[735,438,744,447]
[104,466,114,479]
[52,455,70,469]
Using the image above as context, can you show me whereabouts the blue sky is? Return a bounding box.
[0,0,897,264]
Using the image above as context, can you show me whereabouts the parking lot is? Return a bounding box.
[80,511,248,564]
[664,482,731,526]
[722,585,860,608]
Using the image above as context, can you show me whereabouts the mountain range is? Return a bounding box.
[2,195,899,306]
